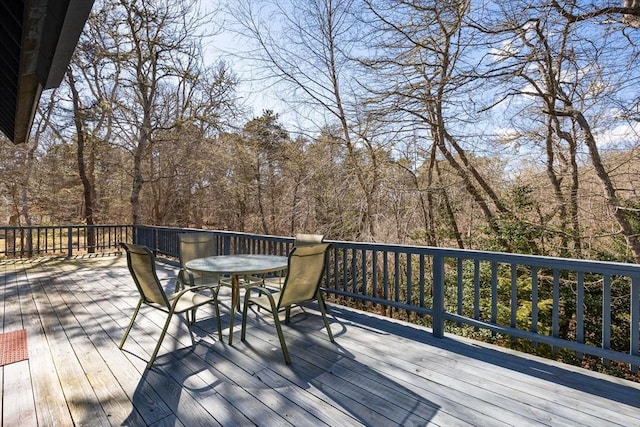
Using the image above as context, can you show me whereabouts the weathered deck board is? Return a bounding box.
[46,262,151,426]
[327,307,640,424]
[239,310,511,427]
[31,271,114,425]
[2,254,640,426]
[48,257,223,427]
[14,261,75,426]
[3,260,37,427]
[63,257,287,426]
[311,316,586,425]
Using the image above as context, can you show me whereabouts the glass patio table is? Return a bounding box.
[185,254,288,344]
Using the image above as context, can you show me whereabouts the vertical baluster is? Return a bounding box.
[361,248,367,298]
[27,227,33,256]
[67,226,73,257]
[576,271,584,359]
[394,252,401,308]
[432,254,444,338]
[383,251,389,309]
[631,275,639,373]
[491,262,498,328]
[552,269,560,352]
[511,264,518,329]
[350,248,357,296]
[420,254,426,310]
[372,249,378,304]
[341,248,348,294]
[457,258,463,327]
[602,274,611,366]
[474,259,480,331]
[406,253,412,314]
[532,266,538,347]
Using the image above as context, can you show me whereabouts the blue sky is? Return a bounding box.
[199,1,291,126]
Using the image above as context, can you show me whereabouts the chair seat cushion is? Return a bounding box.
[250,291,282,311]
[168,290,215,313]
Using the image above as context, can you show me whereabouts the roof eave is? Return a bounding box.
[5,0,94,144]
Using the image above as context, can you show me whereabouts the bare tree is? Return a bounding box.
[107,0,234,224]
[66,69,98,251]
[230,0,384,240]
[478,1,640,260]
[356,0,516,250]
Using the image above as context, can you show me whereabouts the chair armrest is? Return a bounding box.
[242,285,281,314]
[243,285,275,298]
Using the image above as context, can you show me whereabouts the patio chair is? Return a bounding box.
[176,233,220,292]
[119,243,222,369]
[240,243,334,364]
[262,233,325,290]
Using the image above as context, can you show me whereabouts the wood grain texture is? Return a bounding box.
[1,255,639,426]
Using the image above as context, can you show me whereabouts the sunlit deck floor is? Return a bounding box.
[2,254,640,426]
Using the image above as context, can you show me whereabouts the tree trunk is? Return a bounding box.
[436,160,464,249]
[573,110,640,262]
[68,70,96,251]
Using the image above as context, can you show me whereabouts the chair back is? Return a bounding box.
[178,233,216,266]
[178,233,218,284]
[279,243,330,308]
[120,243,170,307]
[294,233,324,247]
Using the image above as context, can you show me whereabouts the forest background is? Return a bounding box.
[3,0,640,265]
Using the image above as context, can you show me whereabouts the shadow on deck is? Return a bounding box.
[1,255,639,426]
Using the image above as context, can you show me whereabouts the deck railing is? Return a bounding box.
[136,225,640,371]
[0,225,132,257]
[3,224,639,371]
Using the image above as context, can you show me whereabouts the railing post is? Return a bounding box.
[432,254,445,338]
[67,226,73,257]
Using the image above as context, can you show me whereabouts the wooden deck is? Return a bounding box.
[2,254,640,427]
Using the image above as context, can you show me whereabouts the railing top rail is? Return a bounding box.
[7,224,639,275]
[327,240,640,275]
[137,225,295,241]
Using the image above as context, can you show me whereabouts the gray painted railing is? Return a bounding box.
[3,224,639,371]
[136,225,640,371]
[0,225,132,257]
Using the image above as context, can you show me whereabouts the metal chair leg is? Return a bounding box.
[272,313,291,365]
[240,293,250,341]
[119,300,142,349]
[188,307,198,325]
[147,312,174,369]
[317,291,335,342]
[213,300,222,340]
